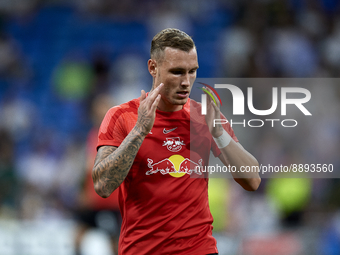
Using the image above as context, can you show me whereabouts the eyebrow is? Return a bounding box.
[169,66,199,71]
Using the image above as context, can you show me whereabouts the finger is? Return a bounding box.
[140,90,146,103]
[147,83,164,105]
[150,83,163,96]
[203,88,212,103]
[205,87,220,108]
[201,87,215,105]
[151,94,161,112]
[211,100,220,112]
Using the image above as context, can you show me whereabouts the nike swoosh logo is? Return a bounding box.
[163,127,177,134]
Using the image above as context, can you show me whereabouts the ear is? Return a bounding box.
[148,59,157,78]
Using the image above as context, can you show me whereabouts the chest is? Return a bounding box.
[130,117,211,179]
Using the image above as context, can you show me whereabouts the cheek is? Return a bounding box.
[164,86,172,95]
[159,85,169,96]
[161,85,176,99]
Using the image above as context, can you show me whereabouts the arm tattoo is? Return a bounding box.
[92,126,146,198]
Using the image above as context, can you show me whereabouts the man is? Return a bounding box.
[92,28,261,255]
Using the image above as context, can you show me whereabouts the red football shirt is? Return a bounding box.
[97,97,238,255]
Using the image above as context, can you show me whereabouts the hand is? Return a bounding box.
[204,87,223,138]
[136,83,163,135]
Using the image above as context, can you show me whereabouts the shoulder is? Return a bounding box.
[188,98,202,109]
[100,98,139,133]
[183,98,203,116]
[102,98,139,130]
[106,98,140,116]
[182,98,207,125]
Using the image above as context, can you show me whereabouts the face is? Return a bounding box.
[148,47,199,112]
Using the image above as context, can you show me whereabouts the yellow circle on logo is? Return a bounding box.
[168,154,186,178]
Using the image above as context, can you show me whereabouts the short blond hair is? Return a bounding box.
[150,28,195,62]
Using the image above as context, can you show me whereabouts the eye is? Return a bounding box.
[171,70,183,75]
[189,69,196,74]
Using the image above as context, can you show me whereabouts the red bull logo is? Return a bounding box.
[146,155,202,178]
[162,137,185,152]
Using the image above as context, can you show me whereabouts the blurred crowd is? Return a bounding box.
[0,0,340,254]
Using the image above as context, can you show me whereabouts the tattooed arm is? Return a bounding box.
[92,84,163,198]
[92,128,144,198]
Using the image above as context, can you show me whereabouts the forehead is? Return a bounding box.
[160,47,198,69]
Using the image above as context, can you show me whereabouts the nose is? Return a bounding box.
[181,73,190,87]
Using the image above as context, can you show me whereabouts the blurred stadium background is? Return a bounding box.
[0,0,340,254]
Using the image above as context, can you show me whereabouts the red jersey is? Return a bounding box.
[97,97,238,255]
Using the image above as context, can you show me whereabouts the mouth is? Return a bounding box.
[176,91,189,99]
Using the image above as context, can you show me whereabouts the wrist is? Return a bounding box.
[211,125,223,138]
[213,129,232,149]
[133,125,149,137]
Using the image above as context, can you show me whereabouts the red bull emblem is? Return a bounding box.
[146,155,202,178]
[162,137,185,152]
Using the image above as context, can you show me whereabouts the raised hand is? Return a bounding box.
[204,87,223,138]
[136,83,163,135]
[93,83,164,197]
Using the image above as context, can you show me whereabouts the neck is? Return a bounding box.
[157,99,184,112]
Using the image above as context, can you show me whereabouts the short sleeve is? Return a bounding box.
[97,106,127,150]
[211,112,238,157]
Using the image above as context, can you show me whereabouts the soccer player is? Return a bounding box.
[92,28,261,255]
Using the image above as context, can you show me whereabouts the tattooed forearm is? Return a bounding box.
[92,126,147,198]
[92,85,162,197]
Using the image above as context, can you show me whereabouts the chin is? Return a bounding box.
[172,98,187,105]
